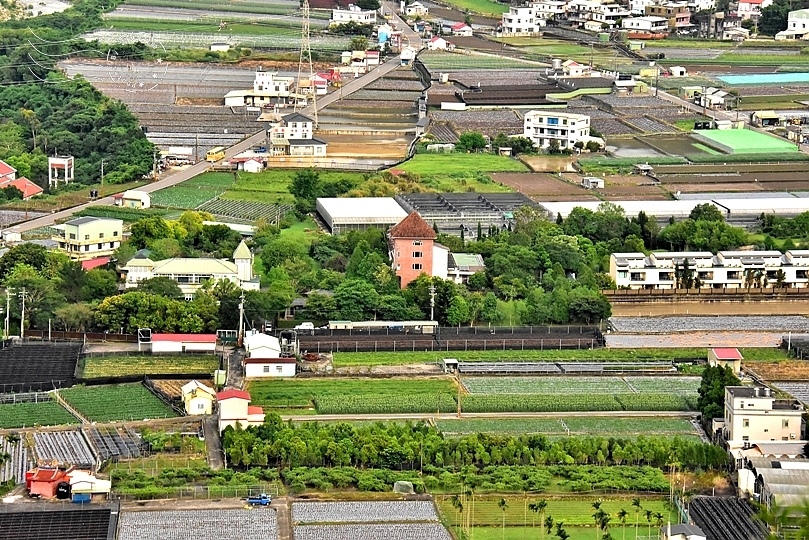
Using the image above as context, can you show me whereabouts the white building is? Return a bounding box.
[532,0,568,19]
[621,15,669,32]
[113,190,151,209]
[244,331,282,358]
[268,112,327,157]
[217,388,265,432]
[224,68,295,107]
[732,0,771,20]
[122,240,259,299]
[592,2,632,26]
[501,5,546,34]
[151,333,218,354]
[776,8,809,39]
[662,524,707,540]
[722,386,804,448]
[403,0,428,16]
[316,197,408,234]
[427,36,454,50]
[630,0,657,15]
[52,217,123,261]
[609,250,809,290]
[331,4,377,24]
[244,357,297,378]
[523,110,602,150]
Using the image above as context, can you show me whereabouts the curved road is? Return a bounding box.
[17,9,422,233]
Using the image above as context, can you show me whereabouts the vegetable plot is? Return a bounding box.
[61,384,178,422]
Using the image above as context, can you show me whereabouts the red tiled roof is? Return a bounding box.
[152,333,217,343]
[8,177,41,198]
[31,468,66,482]
[217,388,251,401]
[247,405,264,415]
[712,348,743,360]
[0,160,16,177]
[81,257,111,271]
[389,212,436,240]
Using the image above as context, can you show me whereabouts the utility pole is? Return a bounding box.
[152,149,159,180]
[237,291,246,347]
[429,284,436,321]
[4,288,11,339]
[100,159,105,196]
[18,288,26,340]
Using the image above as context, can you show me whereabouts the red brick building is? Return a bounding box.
[389,212,449,288]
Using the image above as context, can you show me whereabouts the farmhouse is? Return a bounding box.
[181,380,217,415]
[708,347,743,375]
[113,190,150,209]
[122,240,259,299]
[402,0,428,16]
[388,211,449,288]
[268,113,328,157]
[151,334,218,354]
[224,67,296,107]
[0,162,43,199]
[217,388,265,431]
[444,21,473,35]
[331,4,377,24]
[776,8,809,39]
[245,357,297,378]
[523,110,602,151]
[719,386,804,456]
[427,36,454,51]
[316,197,408,234]
[52,217,123,261]
[609,250,809,290]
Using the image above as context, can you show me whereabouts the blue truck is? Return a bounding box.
[246,494,272,506]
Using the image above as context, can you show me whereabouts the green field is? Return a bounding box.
[439,496,673,528]
[332,347,788,367]
[0,401,77,428]
[60,384,178,422]
[461,376,699,395]
[82,355,219,379]
[438,0,509,15]
[399,154,528,176]
[247,377,456,409]
[436,416,699,436]
[104,17,302,36]
[150,173,233,209]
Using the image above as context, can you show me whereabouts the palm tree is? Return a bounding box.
[592,506,607,540]
[556,521,568,540]
[617,509,629,540]
[498,498,508,540]
[631,498,642,540]
[545,515,555,537]
[644,510,653,540]
[530,499,548,535]
[451,495,464,538]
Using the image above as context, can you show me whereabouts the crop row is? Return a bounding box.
[198,198,291,221]
[460,376,699,395]
[436,416,698,435]
[60,384,178,422]
[150,187,223,209]
[0,401,78,429]
[82,355,219,379]
[314,394,458,415]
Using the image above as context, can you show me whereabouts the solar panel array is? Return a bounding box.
[0,505,115,540]
[0,343,82,392]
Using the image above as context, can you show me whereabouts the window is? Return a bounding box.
[263,365,271,373]
[276,366,283,372]
[783,419,790,428]
[742,435,750,441]
[69,233,76,240]
[197,402,205,410]
[743,419,749,428]
[97,244,103,249]
[413,240,423,246]
[110,242,115,248]
[84,245,89,252]
[413,251,423,258]
[412,263,423,270]
[99,233,104,239]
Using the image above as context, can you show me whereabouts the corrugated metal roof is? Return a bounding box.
[152,257,237,275]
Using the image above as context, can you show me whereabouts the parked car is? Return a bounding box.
[294,322,315,331]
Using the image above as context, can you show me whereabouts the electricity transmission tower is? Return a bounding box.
[296,0,318,127]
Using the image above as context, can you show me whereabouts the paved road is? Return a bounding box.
[282,410,696,422]
[203,415,224,470]
[17,42,418,233]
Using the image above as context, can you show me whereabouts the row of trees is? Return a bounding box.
[222,415,729,472]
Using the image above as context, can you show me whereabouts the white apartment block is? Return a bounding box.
[621,15,669,32]
[501,6,546,33]
[687,0,716,11]
[630,0,656,15]
[532,0,567,18]
[776,8,809,39]
[723,386,803,446]
[331,4,377,24]
[610,250,809,289]
[523,111,593,150]
[592,2,632,26]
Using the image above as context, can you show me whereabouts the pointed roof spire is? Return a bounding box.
[234,240,251,260]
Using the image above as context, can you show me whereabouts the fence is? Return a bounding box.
[0,391,53,404]
[114,483,280,501]
[24,330,138,343]
[302,338,602,353]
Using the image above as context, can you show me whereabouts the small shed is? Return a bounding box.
[669,66,687,77]
[2,228,21,243]
[708,347,743,375]
[210,43,231,52]
[114,190,151,209]
[244,357,297,378]
[151,333,217,354]
[633,163,654,176]
[242,158,264,173]
[441,358,459,373]
[244,331,281,356]
[182,380,217,415]
[582,176,604,189]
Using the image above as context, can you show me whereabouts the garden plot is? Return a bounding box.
[430,109,523,137]
[60,384,178,422]
[119,508,278,540]
[461,376,634,394]
[293,524,451,540]
[198,199,291,222]
[610,315,809,333]
[292,501,438,523]
[746,362,809,382]
[0,401,77,429]
[0,435,32,484]
[625,376,699,395]
[33,430,96,469]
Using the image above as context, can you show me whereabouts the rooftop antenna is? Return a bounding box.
[296,0,318,128]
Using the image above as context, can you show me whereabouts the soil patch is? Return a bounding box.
[492,172,589,196]
[520,155,577,172]
[746,361,809,381]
